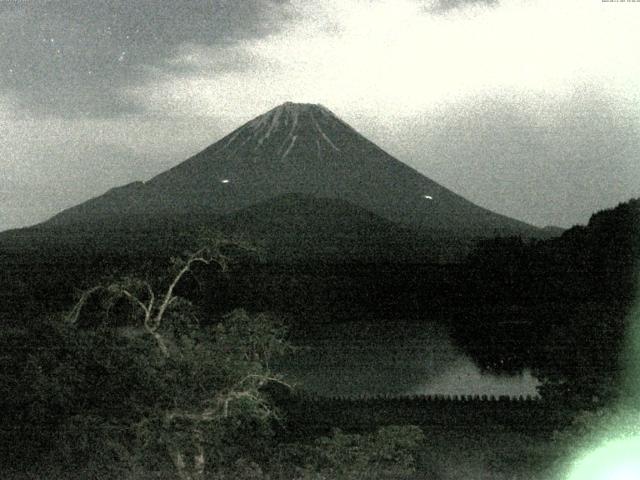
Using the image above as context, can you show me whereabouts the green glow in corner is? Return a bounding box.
[622,302,640,402]
[567,437,640,480]
[565,292,640,480]
[563,210,640,480]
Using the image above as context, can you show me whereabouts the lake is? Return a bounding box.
[279,320,540,398]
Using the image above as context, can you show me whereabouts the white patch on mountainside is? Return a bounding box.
[311,113,340,152]
[222,102,341,156]
[222,128,244,149]
[258,106,282,144]
[281,135,297,159]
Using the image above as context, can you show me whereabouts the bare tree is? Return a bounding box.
[65,235,290,480]
[66,234,252,355]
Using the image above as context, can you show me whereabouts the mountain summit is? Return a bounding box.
[47,102,537,236]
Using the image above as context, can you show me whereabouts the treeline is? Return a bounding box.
[448,198,640,407]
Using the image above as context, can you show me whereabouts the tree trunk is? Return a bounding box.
[193,440,206,480]
[168,446,193,480]
[167,438,207,480]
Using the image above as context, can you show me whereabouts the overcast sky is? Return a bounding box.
[2,0,639,231]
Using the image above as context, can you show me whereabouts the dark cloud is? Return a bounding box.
[0,0,294,118]
[428,0,499,13]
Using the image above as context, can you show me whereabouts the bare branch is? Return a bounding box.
[149,330,170,357]
[66,285,104,324]
[154,248,211,327]
[231,373,292,391]
[144,281,155,312]
[121,289,150,318]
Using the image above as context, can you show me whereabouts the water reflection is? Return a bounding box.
[279,320,540,398]
[409,357,539,398]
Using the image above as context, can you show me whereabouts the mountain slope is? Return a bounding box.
[215,193,439,262]
[46,102,540,237]
[0,193,444,262]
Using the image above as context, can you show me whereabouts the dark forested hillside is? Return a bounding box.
[448,198,640,406]
[0,193,476,324]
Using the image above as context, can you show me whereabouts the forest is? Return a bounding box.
[1,198,639,478]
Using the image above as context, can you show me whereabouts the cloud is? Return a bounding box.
[128,0,640,121]
[0,0,294,118]
[427,0,498,14]
[0,113,235,231]
[5,0,639,120]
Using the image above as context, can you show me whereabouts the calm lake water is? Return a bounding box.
[279,320,540,398]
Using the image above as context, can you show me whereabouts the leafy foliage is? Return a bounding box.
[1,308,291,477]
[270,426,425,480]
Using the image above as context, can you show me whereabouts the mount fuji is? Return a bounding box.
[44,102,539,238]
